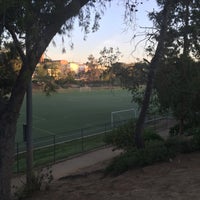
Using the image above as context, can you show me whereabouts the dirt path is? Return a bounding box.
[12,147,122,188]
[13,118,174,186]
[13,118,178,199]
[26,152,200,200]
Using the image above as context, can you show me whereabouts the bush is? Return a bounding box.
[165,136,196,154]
[104,120,163,151]
[104,120,136,151]
[13,166,53,200]
[143,128,164,142]
[169,124,180,136]
[169,123,200,137]
[192,128,200,150]
[105,140,172,176]
[105,123,200,176]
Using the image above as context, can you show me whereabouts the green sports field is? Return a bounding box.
[16,88,136,142]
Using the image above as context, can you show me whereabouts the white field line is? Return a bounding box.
[32,126,55,135]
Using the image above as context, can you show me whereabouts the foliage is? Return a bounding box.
[165,136,195,155]
[153,0,200,134]
[156,58,200,134]
[192,128,200,151]
[148,0,200,59]
[105,120,200,176]
[104,120,164,151]
[13,166,53,200]
[104,120,136,151]
[167,127,200,154]
[169,122,200,137]
[115,62,148,89]
[143,127,164,142]
[112,61,163,115]
[98,47,122,68]
[105,140,171,176]
[98,47,122,84]
[0,43,21,99]
[84,54,103,81]
[169,124,181,137]
[105,130,200,176]
[132,87,162,116]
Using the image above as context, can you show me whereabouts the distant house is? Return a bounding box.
[34,58,69,80]
[35,58,109,80]
[67,62,80,73]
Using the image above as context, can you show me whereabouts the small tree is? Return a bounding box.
[98,47,122,86]
[86,54,101,81]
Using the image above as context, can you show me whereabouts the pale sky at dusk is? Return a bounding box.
[46,0,159,63]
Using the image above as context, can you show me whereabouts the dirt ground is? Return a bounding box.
[26,151,200,200]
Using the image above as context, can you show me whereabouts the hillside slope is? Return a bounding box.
[27,152,200,200]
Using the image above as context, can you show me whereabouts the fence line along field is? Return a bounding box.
[16,88,135,142]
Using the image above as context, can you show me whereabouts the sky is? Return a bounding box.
[46,0,159,64]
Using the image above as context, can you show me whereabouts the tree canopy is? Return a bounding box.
[152,0,200,134]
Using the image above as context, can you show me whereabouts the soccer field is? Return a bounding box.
[16,88,135,142]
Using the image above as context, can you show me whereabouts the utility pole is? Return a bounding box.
[26,80,33,186]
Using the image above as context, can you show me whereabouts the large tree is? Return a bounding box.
[0,1,146,199]
[134,0,173,148]
[0,1,110,199]
[134,0,200,147]
[154,0,200,134]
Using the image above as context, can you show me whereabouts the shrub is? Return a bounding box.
[192,128,200,150]
[104,120,136,151]
[169,124,180,136]
[105,124,200,176]
[169,123,200,137]
[165,136,196,154]
[105,140,172,176]
[143,128,164,142]
[104,120,163,151]
[13,166,53,200]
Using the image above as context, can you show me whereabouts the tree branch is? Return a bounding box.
[30,0,91,66]
[5,24,26,63]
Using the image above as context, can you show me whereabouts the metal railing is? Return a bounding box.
[14,115,174,173]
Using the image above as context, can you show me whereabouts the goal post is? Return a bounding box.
[111,108,137,127]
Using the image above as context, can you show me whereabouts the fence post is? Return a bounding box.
[81,128,84,152]
[16,142,19,173]
[166,114,169,129]
[53,135,56,164]
[104,123,107,147]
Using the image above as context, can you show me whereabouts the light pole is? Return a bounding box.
[26,80,33,186]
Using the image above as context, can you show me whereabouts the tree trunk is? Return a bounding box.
[0,115,17,200]
[0,64,29,199]
[134,0,172,149]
